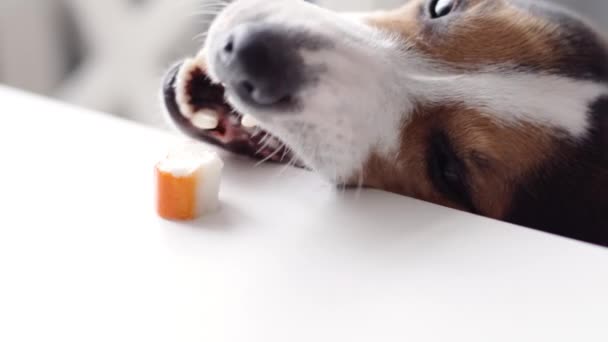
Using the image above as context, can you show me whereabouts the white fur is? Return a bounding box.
[203,0,608,183]
[205,0,410,183]
[408,71,608,137]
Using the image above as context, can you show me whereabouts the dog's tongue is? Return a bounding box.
[164,58,302,166]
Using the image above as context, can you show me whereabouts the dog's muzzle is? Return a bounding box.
[161,49,303,166]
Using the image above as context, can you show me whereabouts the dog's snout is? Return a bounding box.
[216,23,305,107]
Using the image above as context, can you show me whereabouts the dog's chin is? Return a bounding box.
[162,60,304,167]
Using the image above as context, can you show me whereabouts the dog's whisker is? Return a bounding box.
[278,156,296,176]
[259,134,271,146]
[256,132,271,147]
[188,13,222,18]
[176,1,227,13]
[196,0,230,7]
[199,1,229,5]
[280,146,298,171]
[280,144,290,162]
[192,31,210,42]
[187,11,224,18]
[255,143,286,167]
[271,145,299,180]
[192,4,226,9]
[254,133,274,155]
[192,5,227,12]
[186,3,228,16]
[276,146,301,177]
[198,0,230,5]
[193,30,208,37]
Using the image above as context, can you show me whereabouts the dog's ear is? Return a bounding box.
[505,95,608,245]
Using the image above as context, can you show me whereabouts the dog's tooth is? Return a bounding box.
[241,114,259,128]
[191,109,219,130]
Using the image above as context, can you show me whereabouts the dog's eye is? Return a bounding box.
[427,132,475,211]
[429,0,455,19]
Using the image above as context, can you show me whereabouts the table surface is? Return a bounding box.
[0,86,607,341]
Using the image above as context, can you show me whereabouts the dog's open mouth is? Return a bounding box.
[162,59,303,166]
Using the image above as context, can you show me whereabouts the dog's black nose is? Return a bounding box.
[217,23,304,107]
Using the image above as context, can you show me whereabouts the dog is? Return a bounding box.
[162,0,608,246]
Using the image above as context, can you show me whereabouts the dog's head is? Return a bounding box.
[163,0,608,244]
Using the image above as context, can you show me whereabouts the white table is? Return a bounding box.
[0,86,607,341]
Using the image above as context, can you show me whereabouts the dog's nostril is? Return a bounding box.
[224,36,234,54]
[240,80,255,94]
[278,94,292,104]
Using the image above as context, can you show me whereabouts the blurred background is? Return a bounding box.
[0,0,606,128]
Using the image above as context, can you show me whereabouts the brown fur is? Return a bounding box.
[352,0,608,244]
[365,0,561,70]
[359,105,557,219]
[348,0,575,218]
